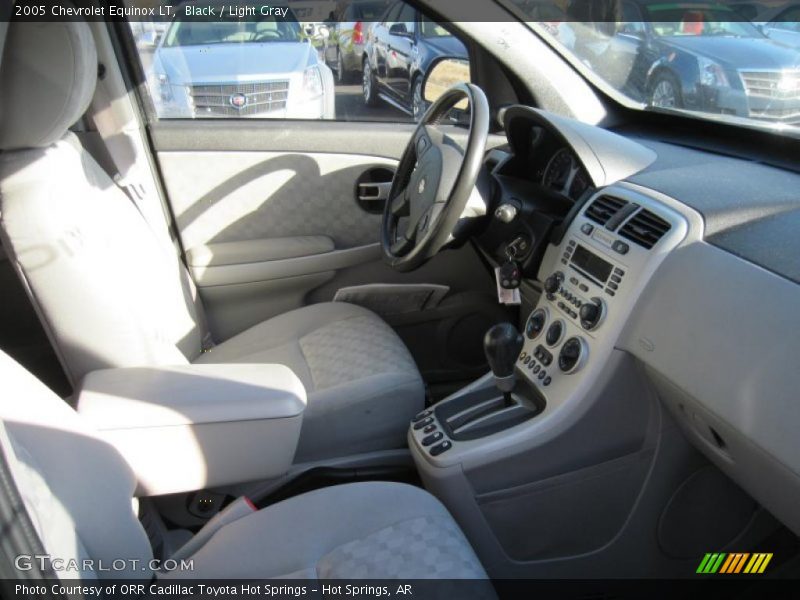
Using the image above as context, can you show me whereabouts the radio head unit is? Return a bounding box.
[570,244,613,285]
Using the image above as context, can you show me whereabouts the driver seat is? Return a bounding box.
[0,20,423,462]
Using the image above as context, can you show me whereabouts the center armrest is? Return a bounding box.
[77,364,306,496]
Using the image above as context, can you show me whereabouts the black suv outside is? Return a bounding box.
[573,0,800,125]
[362,0,467,120]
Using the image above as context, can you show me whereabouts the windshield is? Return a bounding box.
[164,14,301,46]
[511,0,800,134]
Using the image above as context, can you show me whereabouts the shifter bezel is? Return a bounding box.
[434,380,545,441]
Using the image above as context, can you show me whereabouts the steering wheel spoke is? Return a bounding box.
[417,202,444,236]
[380,82,489,272]
[390,189,411,217]
[390,233,414,256]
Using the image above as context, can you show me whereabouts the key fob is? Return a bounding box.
[498,260,521,289]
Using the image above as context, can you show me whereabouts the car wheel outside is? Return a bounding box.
[336,50,350,84]
[411,76,427,122]
[363,59,379,106]
[649,72,683,109]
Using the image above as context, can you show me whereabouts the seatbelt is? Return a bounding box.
[87,74,216,352]
[80,131,216,353]
[88,83,179,255]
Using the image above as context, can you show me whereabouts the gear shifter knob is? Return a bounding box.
[484,322,524,393]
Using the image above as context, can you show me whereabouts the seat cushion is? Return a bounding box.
[160,482,489,580]
[195,303,424,461]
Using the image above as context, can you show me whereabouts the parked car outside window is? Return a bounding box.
[322,0,391,84]
[149,4,336,120]
[525,0,800,129]
[362,0,469,121]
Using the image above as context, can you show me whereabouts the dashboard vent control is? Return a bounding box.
[619,209,672,249]
[584,196,628,227]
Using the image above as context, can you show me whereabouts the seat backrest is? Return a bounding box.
[0,350,153,579]
[0,20,206,385]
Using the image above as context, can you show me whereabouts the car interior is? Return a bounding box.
[1,0,800,589]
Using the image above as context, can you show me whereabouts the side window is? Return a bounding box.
[619,1,646,35]
[127,0,467,124]
[390,4,416,36]
[421,15,453,38]
[382,3,402,26]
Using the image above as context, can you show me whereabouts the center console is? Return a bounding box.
[406,182,702,575]
[409,183,693,468]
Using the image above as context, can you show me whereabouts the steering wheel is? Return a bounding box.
[381,83,490,272]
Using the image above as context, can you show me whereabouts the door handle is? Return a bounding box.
[357,182,392,202]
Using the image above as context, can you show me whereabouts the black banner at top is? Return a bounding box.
[6,0,800,23]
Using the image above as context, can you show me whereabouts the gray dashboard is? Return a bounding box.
[485,107,800,536]
[627,138,800,284]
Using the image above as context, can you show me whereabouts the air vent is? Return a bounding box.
[619,209,672,249]
[584,196,628,227]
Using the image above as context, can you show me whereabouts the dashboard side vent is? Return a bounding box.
[619,209,672,249]
[584,195,628,227]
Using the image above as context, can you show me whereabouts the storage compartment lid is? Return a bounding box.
[78,363,306,429]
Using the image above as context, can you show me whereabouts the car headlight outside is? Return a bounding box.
[301,66,324,101]
[698,57,729,88]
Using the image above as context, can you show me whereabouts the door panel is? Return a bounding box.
[157,148,393,338]
[150,121,511,392]
[158,151,395,251]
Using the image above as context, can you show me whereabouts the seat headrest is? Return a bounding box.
[0,19,97,151]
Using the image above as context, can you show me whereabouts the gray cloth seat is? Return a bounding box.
[0,20,423,462]
[197,302,423,461]
[162,483,487,579]
[0,350,489,581]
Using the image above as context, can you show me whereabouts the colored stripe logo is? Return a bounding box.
[697,553,773,574]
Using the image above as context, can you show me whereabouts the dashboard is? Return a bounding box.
[470,105,800,538]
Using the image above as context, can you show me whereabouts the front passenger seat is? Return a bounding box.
[0,350,490,582]
[0,20,423,462]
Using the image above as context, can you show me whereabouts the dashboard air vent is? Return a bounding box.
[619,209,672,249]
[584,196,628,227]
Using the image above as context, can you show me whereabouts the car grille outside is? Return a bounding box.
[188,81,290,117]
[739,70,800,123]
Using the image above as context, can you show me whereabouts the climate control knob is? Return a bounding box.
[558,336,588,373]
[546,320,564,346]
[544,272,564,296]
[526,308,547,340]
[579,297,605,331]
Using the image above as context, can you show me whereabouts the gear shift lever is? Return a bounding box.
[484,323,524,405]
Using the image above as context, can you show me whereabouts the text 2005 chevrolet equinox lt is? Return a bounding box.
[0,1,799,597]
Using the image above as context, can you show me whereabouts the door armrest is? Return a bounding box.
[186,236,335,268]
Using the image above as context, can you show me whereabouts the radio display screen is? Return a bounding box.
[571,245,613,284]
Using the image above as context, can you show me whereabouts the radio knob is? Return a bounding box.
[579,297,605,330]
[544,272,563,296]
